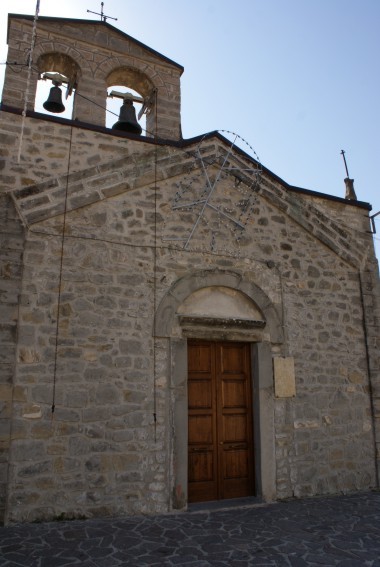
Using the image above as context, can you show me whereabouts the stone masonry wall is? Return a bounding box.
[0,194,25,523]
[300,197,380,483]
[3,138,379,521]
[0,110,152,193]
[0,99,379,521]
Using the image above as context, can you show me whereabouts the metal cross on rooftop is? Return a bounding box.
[340,149,350,178]
[87,2,117,22]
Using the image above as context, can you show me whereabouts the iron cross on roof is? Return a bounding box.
[87,2,117,22]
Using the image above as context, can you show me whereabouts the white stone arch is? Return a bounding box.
[36,51,82,83]
[94,55,166,93]
[33,40,91,85]
[33,41,89,71]
[155,269,284,343]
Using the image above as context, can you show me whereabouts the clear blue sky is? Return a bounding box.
[1,0,379,259]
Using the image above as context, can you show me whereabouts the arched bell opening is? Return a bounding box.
[106,67,156,137]
[35,52,80,119]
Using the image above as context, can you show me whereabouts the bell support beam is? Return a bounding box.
[109,89,144,105]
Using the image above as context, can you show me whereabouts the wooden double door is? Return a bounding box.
[188,340,255,503]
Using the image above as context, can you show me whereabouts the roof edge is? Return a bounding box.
[7,13,184,74]
[286,184,371,210]
[180,131,372,211]
[0,104,372,212]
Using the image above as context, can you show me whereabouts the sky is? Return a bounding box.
[1,0,379,259]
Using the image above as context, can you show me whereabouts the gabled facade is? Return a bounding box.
[0,13,379,524]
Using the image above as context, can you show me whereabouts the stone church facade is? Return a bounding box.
[0,13,379,524]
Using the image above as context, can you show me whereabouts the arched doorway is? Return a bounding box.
[154,270,283,509]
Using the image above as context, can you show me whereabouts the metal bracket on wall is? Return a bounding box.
[370,210,380,234]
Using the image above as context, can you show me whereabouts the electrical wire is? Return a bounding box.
[153,88,158,442]
[0,62,27,73]
[67,89,156,138]
[17,0,40,164]
[51,123,74,417]
[3,54,158,137]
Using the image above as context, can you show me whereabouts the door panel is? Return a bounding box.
[221,379,247,408]
[188,451,214,482]
[222,414,248,442]
[224,449,249,478]
[188,415,213,443]
[188,380,212,409]
[187,342,218,502]
[188,344,212,372]
[188,340,254,503]
[219,343,247,373]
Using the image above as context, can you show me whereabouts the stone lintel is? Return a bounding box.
[178,316,266,329]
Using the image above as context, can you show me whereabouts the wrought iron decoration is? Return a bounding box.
[162,131,262,254]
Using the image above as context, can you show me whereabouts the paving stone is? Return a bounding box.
[0,492,379,566]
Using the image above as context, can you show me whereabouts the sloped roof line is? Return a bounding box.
[179,131,372,211]
[10,138,364,268]
[7,13,184,74]
[0,104,371,212]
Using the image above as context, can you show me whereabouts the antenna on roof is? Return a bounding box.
[87,2,117,23]
[340,150,357,201]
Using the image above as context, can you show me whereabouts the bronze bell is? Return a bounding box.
[112,94,142,135]
[43,81,65,113]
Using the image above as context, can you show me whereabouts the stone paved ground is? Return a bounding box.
[0,491,379,566]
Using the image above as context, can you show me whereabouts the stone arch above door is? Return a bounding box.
[154,269,284,344]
